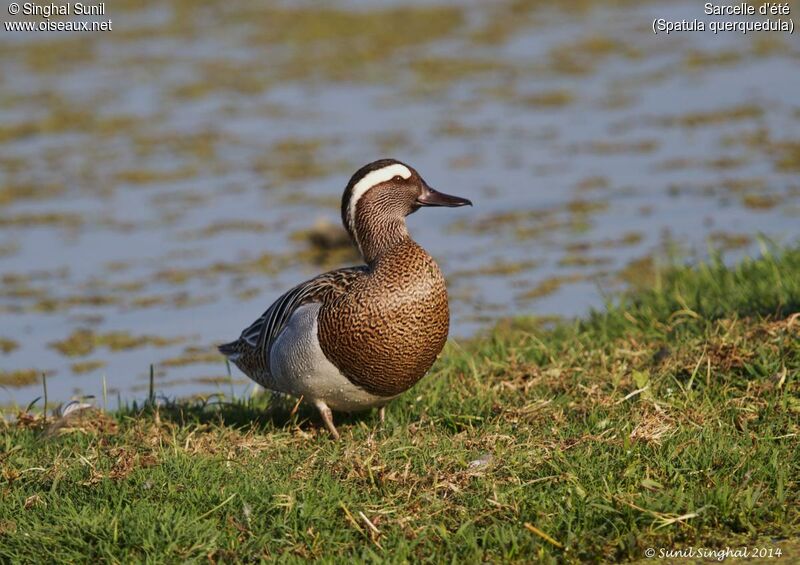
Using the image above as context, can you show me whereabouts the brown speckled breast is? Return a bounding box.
[317,239,449,397]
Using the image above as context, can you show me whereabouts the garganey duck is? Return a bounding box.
[219,159,472,439]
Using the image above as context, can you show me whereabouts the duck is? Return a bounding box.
[219,159,472,439]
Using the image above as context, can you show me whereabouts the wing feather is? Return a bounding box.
[219,266,366,373]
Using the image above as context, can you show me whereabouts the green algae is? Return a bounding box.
[115,167,198,185]
[521,90,575,108]
[155,252,281,285]
[742,194,781,210]
[451,259,539,279]
[617,255,658,289]
[548,35,641,76]
[520,273,589,300]
[279,193,341,208]
[558,254,612,268]
[684,49,743,69]
[708,232,752,251]
[0,213,83,229]
[159,348,223,368]
[34,295,121,313]
[565,232,644,254]
[574,176,610,192]
[774,142,800,172]
[0,338,19,354]
[0,369,41,388]
[253,138,350,183]
[0,183,65,206]
[180,221,271,240]
[70,360,107,375]
[49,329,184,358]
[662,104,763,128]
[410,58,509,88]
[566,199,609,215]
[372,132,413,155]
[580,139,658,155]
[291,220,352,252]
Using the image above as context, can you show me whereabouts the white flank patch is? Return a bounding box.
[347,163,411,251]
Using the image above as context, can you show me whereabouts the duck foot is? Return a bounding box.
[314,400,340,440]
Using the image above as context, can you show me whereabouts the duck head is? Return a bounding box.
[341,159,472,262]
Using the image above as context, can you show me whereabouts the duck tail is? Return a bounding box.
[218,340,240,360]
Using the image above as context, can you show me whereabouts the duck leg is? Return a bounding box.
[378,406,386,424]
[314,400,340,440]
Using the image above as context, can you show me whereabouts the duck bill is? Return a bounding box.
[416,185,472,207]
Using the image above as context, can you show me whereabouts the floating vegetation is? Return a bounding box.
[520,274,589,300]
[159,347,223,368]
[0,369,41,388]
[709,232,752,250]
[290,219,358,267]
[129,129,223,162]
[194,375,244,386]
[521,90,575,108]
[0,213,83,229]
[558,254,612,268]
[235,288,261,301]
[566,199,609,215]
[243,5,465,82]
[0,183,65,206]
[410,57,507,87]
[49,329,184,358]
[280,193,340,208]
[565,232,644,253]
[115,167,198,185]
[34,294,121,313]
[684,49,742,69]
[705,156,748,170]
[577,139,658,155]
[181,221,271,240]
[617,255,658,289]
[433,120,494,138]
[292,219,351,252]
[254,138,350,183]
[0,338,19,354]
[0,241,20,258]
[155,253,282,285]
[451,259,539,279]
[450,208,551,235]
[661,104,763,128]
[774,142,800,172]
[574,176,610,192]
[372,131,412,154]
[20,36,96,72]
[548,35,641,75]
[70,360,107,375]
[742,194,781,210]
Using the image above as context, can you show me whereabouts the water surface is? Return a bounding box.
[1,0,799,406]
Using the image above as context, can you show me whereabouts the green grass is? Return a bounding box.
[1,247,799,563]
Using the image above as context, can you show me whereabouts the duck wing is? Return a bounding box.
[218,266,367,377]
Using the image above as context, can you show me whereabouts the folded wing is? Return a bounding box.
[218,266,367,379]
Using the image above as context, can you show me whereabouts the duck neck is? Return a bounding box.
[354,215,411,265]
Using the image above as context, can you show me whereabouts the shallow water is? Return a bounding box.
[1,0,799,407]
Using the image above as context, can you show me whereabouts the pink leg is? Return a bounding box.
[314,400,340,440]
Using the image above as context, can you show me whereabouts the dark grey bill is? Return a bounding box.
[416,185,473,207]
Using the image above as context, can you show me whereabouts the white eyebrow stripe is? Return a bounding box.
[347,163,412,252]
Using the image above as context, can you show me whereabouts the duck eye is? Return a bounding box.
[392,175,403,182]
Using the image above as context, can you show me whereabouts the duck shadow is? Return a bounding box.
[149,393,380,436]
